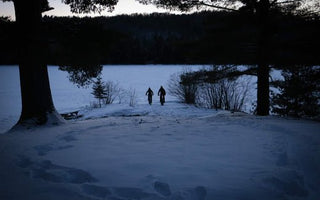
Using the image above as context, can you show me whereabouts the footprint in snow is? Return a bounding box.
[82,184,112,198]
[154,181,171,197]
[59,135,78,142]
[169,186,207,200]
[33,143,74,156]
[17,157,97,184]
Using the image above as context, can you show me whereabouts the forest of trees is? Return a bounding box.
[1,11,320,65]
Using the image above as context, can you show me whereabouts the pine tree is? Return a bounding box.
[271,66,320,117]
[91,76,107,108]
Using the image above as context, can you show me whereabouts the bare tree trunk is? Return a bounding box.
[12,0,64,128]
[256,0,270,116]
[257,64,270,115]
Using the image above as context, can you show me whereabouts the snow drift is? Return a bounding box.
[1,103,319,200]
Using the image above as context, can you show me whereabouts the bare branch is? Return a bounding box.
[198,1,239,12]
[270,0,279,6]
[275,0,302,5]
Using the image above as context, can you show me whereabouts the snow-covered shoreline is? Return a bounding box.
[1,106,319,200]
[0,65,206,133]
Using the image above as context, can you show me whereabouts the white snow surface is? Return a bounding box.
[1,65,319,200]
[1,101,320,200]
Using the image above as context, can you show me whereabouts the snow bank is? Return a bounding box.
[1,105,319,200]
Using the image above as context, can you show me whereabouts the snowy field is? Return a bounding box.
[1,65,319,200]
[0,105,320,200]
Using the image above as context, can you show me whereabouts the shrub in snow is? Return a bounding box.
[104,81,122,104]
[169,66,252,112]
[168,71,198,104]
[117,88,127,104]
[198,77,251,112]
[89,101,101,108]
[128,89,137,107]
[92,77,123,107]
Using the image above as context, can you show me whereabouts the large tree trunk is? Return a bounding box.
[256,0,270,116]
[12,0,64,128]
[257,64,269,115]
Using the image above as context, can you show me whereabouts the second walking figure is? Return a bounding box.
[158,86,166,106]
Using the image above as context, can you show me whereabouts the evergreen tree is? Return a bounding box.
[92,76,107,108]
[271,66,320,117]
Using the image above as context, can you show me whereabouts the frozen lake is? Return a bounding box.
[0,65,203,132]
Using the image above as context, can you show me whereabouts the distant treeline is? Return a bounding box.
[1,11,320,65]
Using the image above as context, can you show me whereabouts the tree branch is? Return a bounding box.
[197,1,239,12]
[274,0,302,5]
[270,0,278,6]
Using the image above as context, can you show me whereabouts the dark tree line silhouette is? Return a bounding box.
[1,12,320,65]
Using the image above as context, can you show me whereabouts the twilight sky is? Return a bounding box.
[0,0,174,20]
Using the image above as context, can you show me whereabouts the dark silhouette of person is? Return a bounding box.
[145,87,154,105]
[158,86,166,105]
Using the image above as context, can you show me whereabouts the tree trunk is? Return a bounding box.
[257,64,269,115]
[256,0,270,116]
[12,0,64,128]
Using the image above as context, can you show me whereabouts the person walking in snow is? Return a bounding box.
[158,86,166,106]
[145,87,154,105]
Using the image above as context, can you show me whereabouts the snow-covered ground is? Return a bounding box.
[1,65,319,200]
[1,101,320,200]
